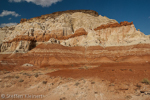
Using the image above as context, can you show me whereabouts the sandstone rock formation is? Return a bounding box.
[20,10,99,23]
[0,10,150,53]
[0,25,16,52]
[0,10,150,100]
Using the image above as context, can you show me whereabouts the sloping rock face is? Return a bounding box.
[0,10,150,53]
[0,26,16,52]
[1,43,150,69]
[0,10,150,100]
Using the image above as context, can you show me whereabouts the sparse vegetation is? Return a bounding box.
[141,78,150,85]
[20,71,24,74]
[75,82,80,86]
[84,66,88,69]
[19,79,24,82]
[110,83,115,86]
[136,83,141,89]
[15,76,19,79]
[23,73,31,76]
[60,97,66,100]
[43,81,47,84]
[71,64,74,67]
[4,75,14,79]
[129,69,132,71]
[91,82,95,84]
[35,73,39,78]
[125,95,132,99]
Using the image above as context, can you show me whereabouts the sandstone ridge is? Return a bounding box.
[0,10,150,100]
[0,10,150,53]
[20,10,99,23]
[94,21,133,31]
[5,28,88,43]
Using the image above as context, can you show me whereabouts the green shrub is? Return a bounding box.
[141,78,150,85]
[35,73,38,78]
[19,79,24,82]
[43,81,47,84]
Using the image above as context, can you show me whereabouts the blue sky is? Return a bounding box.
[0,0,150,35]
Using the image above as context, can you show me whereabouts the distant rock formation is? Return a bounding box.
[20,10,99,23]
[0,10,150,53]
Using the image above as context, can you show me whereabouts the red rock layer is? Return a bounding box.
[5,44,150,65]
[94,21,133,31]
[5,28,87,43]
[0,43,150,72]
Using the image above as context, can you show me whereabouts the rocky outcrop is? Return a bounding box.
[4,28,87,42]
[20,18,27,23]
[20,10,99,23]
[2,43,150,67]
[1,41,32,52]
[1,28,87,52]
[94,21,133,31]
[0,10,150,100]
[0,26,16,44]
[48,38,60,44]
[0,10,150,53]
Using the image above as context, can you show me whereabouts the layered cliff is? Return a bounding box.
[0,10,150,100]
[0,10,150,53]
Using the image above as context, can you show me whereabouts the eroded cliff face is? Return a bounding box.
[0,10,150,100]
[0,10,150,53]
[0,26,16,52]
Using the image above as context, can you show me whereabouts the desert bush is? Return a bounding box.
[35,73,39,78]
[23,73,31,76]
[43,81,47,84]
[91,82,95,84]
[125,95,132,99]
[19,79,24,82]
[15,76,19,79]
[141,78,150,85]
[60,97,66,100]
[75,82,80,86]
[129,69,132,71]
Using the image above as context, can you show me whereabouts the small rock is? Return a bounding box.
[75,82,80,86]
[143,91,150,95]
[140,91,146,93]
[22,63,33,67]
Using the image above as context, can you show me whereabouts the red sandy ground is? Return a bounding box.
[0,44,150,100]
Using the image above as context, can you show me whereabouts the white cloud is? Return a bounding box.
[9,0,22,2]
[9,18,12,20]
[0,10,21,17]
[8,0,62,7]
[0,23,17,27]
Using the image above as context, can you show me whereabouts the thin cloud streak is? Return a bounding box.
[0,10,21,17]
[0,23,17,27]
[9,0,62,7]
